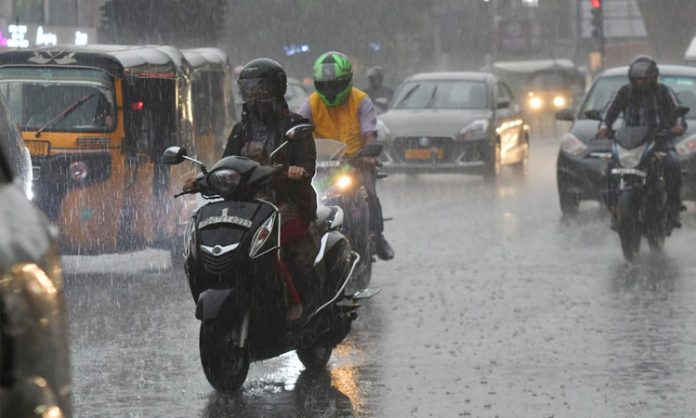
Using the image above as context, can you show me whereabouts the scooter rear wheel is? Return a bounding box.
[200,321,250,393]
[296,346,332,370]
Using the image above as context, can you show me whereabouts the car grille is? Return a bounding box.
[201,251,236,275]
[392,136,455,163]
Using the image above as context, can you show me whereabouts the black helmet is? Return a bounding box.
[238,58,287,104]
[628,55,659,82]
[366,66,384,84]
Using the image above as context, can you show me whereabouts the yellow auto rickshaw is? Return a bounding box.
[0,45,197,255]
[182,48,235,167]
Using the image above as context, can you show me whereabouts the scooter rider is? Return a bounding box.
[299,51,395,261]
[223,58,318,320]
[364,66,394,103]
[598,55,686,228]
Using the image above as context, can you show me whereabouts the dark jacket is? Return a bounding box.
[602,83,687,134]
[223,104,317,223]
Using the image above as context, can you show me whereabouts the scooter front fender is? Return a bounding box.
[195,288,249,322]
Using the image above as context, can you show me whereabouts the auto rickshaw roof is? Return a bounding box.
[181,48,228,70]
[0,44,188,79]
[489,59,577,74]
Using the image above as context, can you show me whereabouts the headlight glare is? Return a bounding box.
[208,168,241,195]
[336,175,353,190]
[553,96,567,108]
[529,96,543,110]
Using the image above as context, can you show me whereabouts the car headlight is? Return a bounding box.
[617,145,645,169]
[553,96,567,109]
[676,135,696,156]
[529,96,543,110]
[208,168,241,195]
[377,118,391,142]
[459,119,489,141]
[560,133,588,156]
[249,213,276,258]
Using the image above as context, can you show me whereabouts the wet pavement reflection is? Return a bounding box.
[63,137,696,417]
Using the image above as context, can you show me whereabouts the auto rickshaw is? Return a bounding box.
[181,48,235,167]
[0,45,197,255]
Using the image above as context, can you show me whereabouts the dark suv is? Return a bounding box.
[0,97,72,417]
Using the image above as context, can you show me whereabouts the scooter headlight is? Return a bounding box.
[208,168,241,195]
[249,213,276,258]
[617,145,645,169]
[335,174,353,190]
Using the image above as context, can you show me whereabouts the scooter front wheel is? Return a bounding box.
[617,193,641,261]
[200,321,250,393]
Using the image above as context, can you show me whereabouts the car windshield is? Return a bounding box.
[580,74,696,119]
[0,67,116,133]
[392,80,488,110]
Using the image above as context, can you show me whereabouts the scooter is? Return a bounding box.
[161,124,380,393]
[312,139,385,289]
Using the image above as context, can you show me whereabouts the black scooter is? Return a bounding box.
[312,140,385,289]
[161,124,380,393]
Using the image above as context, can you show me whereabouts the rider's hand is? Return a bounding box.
[671,125,685,136]
[598,127,610,139]
[287,166,307,180]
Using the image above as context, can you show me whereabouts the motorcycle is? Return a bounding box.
[312,139,385,289]
[161,124,380,393]
[587,108,688,261]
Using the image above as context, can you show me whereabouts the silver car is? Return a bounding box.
[378,72,530,180]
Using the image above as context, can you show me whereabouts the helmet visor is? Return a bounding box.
[314,79,351,102]
[238,78,276,103]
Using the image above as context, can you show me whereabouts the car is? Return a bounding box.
[0,96,72,418]
[377,72,530,180]
[555,65,696,216]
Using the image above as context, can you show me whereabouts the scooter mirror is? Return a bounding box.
[285,123,314,140]
[677,106,690,118]
[162,146,188,165]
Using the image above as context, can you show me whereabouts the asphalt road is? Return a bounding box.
[63,135,696,417]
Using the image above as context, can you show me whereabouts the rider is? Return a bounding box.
[599,55,686,228]
[299,51,395,261]
[223,58,317,320]
[364,66,394,103]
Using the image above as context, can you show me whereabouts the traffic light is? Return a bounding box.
[590,0,603,40]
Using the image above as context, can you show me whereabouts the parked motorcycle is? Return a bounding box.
[161,124,380,393]
[587,108,688,261]
[312,139,384,289]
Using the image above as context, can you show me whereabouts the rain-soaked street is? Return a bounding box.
[63,135,696,417]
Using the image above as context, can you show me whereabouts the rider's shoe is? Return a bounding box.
[375,234,395,260]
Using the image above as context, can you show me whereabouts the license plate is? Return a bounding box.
[405,148,444,160]
[25,140,50,156]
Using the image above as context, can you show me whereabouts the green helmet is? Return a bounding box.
[313,51,353,107]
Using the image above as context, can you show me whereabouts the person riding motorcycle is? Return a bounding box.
[222,58,318,320]
[299,51,395,261]
[364,66,394,103]
[598,55,686,228]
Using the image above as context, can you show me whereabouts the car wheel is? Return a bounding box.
[297,346,333,370]
[483,140,501,183]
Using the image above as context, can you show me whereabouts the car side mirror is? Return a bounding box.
[497,99,511,110]
[285,123,314,139]
[555,108,575,122]
[162,146,187,165]
[584,109,602,121]
[374,97,389,107]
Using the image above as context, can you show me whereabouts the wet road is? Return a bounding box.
[64,136,696,417]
